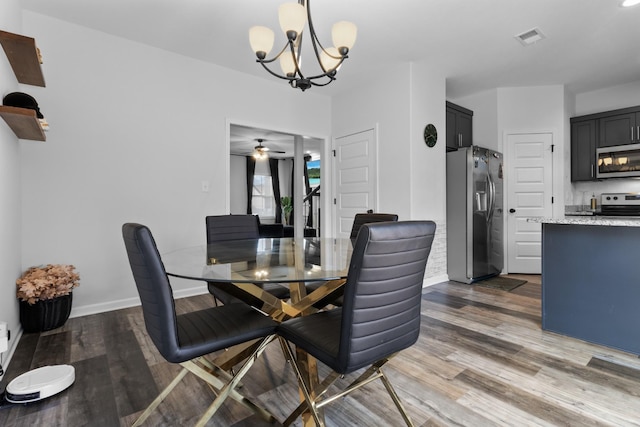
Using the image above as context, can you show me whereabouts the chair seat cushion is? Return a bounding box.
[172,304,277,363]
[277,308,343,372]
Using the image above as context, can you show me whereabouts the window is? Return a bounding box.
[252,174,275,218]
[307,159,320,187]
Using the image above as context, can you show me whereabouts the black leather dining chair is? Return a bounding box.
[277,220,436,426]
[349,212,399,240]
[205,214,290,305]
[122,223,278,426]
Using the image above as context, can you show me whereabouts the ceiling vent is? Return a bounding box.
[515,27,546,46]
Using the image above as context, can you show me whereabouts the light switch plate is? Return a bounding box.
[0,321,7,353]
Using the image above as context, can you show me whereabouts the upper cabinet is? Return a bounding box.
[570,105,640,181]
[570,118,597,181]
[0,30,46,141]
[598,112,640,147]
[446,101,473,151]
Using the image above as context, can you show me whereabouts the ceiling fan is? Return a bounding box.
[252,138,286,159]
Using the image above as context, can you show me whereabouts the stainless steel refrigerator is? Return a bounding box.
[446,146,504,283]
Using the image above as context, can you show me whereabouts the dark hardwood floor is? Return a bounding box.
[2,275,640,426]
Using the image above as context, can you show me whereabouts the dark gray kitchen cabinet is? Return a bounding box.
[446,101,473,151]
[571,119,597,181]
[571,105,640,182]
[598,112,639,147]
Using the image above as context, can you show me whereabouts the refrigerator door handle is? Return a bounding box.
[487,172,496,223]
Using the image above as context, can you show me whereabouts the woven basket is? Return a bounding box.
[19,292,73,333]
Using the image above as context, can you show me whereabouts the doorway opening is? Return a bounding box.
[229,123,325,237]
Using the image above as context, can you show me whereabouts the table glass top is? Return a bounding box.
[162,237,353,283]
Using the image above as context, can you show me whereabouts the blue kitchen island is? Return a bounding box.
[530,216,640,355]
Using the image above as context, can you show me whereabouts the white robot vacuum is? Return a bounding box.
[4,365,75,404]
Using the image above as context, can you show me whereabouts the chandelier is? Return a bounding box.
[249,0,357,91]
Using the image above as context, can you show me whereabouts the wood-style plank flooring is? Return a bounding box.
[2,275,640,426]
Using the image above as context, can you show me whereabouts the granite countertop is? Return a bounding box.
[528,216,640,227]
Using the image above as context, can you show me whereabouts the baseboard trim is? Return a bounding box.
[0,328,23,383]
[423,274,448,288]
[69,286,209,319]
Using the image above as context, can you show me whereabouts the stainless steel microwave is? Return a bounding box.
[596,143,640,178]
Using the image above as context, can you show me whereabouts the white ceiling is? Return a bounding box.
[21,0,640,98]
[20,0,640,156]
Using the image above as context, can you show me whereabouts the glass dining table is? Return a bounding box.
[162,236,354,425]
[163,236,353,319]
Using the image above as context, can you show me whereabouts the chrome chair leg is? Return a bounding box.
[281,342,325,427]
[281,350,415,427]
[189,335,277,427]
[379,368,414,427]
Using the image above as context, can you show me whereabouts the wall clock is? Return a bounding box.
[423,124,437,147]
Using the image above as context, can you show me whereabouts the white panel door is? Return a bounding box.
[506,132,553,273]
[334,129,376,238]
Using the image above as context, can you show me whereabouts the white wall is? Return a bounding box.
[409,61,446,222]
[497,86,567,217]
[0,0,25,366]
[575,80,640,116]
[409,61,448,283]
[332,62,413,220]
[21,12,331,316]
[331,61,449,284]
[450,89,499,150]
[229,155,246,214]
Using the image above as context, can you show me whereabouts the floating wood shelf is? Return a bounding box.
[0,106,46,141]
[0,30,45,87]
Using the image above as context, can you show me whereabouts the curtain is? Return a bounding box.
[246,156,256,214]
[269,158,282,223]
[303,155,312,227]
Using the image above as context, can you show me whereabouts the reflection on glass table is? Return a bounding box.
[163,237,352,284]
[163,237,353,319]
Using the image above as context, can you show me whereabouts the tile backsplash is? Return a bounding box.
[568,179,640,207]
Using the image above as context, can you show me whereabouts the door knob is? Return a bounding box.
[509,208,516,213]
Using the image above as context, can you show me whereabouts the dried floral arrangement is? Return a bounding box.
[16,264,80,304]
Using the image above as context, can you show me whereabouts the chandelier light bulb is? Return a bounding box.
[279,52,298,76]
[622,0,640,7]
[332,21,357,54]
[249,26,275,58]
[320,47,341,73]
[279,3,306,39]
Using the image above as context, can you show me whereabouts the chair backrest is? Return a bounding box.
[338,220,436,374]
[349,213,399,240]
[122,223,180,361]
[206,215,260,243]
